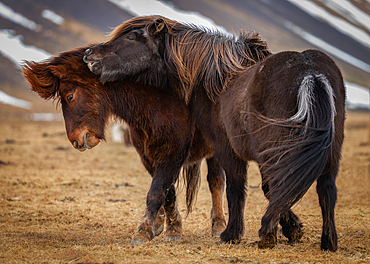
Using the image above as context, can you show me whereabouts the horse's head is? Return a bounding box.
[83,16,168,85]
[22,47,110,151]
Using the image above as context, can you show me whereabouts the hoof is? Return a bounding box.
[321,234,338,252]
[211,220,226,238]
[258,233,277,249]
[154,224,164,236]
[129,238,146,247]
[288,228,303,243]
[165,236,182,242]
[321,244,338,252]
[217,239,239,245]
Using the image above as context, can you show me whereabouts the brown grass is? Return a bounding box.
[0,110,369,263]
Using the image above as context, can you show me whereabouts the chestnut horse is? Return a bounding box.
[22,46,227,245]
[84,16,346,251]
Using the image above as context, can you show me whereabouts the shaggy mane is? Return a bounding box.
[107,16,271,102]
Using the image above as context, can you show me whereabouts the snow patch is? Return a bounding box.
[288,0,370,49]
[285,21,370,74]
[0,0,368,112]
[41,9,64,25]
[0,2,41,32]
[107,0,228,34]
[0,29,51,67]
[25,113,63,121]
[0,90,32,110]
[346,82,370,110]
[0,30,51,110]
[326,0,370,32]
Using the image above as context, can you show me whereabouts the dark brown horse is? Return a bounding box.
[84,16,346,251]
[22,46,227,245]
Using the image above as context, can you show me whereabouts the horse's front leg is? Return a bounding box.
[133,186,182,242]
[164,185,182,241]
[130,177,164,245]
[154,206,165,236]
[130,166,181,246]
[217,151,248,244]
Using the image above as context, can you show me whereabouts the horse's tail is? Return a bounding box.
[180,162,202,216]
[260,73,336,217]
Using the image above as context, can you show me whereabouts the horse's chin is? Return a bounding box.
[75,141,100,152]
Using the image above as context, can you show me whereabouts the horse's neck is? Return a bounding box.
[108,83,152,128]
[108,84,139,123]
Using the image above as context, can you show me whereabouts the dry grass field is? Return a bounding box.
[0,110,369,263]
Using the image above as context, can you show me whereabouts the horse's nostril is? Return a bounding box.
[73,140,79,149]
[85,48,93,56]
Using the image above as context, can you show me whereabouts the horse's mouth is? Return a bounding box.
[87,61,101,75]
[86,61,98,70]
[83,55,101,75]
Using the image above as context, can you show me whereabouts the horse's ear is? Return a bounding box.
[147,17,165,36]
[22,60,59,100]
[48,65,69,79]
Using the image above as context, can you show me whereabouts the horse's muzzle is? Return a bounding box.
[72,132,99,152]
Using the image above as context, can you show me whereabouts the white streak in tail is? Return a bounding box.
[289,75,315,126]
[289,74,336,136]
[316,74,337,132]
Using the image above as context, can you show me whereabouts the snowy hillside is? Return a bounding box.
[0,0,369,113]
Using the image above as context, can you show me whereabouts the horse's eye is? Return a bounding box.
[66,94,74,103]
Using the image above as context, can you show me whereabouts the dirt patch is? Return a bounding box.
[0,111,369,263]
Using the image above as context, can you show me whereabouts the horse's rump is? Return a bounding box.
[244,50,345,214]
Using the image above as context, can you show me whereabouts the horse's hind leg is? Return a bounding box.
[164,185,183,241]
[206,157,226,237]
[258,174,295,249]
[261,174,303,243]
[257,193,286,249]
[316,163,338,252]
[219,152,248,244]
[279,209,303,243]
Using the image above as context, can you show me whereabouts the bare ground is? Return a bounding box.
[0,110,369,263]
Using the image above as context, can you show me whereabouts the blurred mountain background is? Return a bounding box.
[0,0,369,120]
